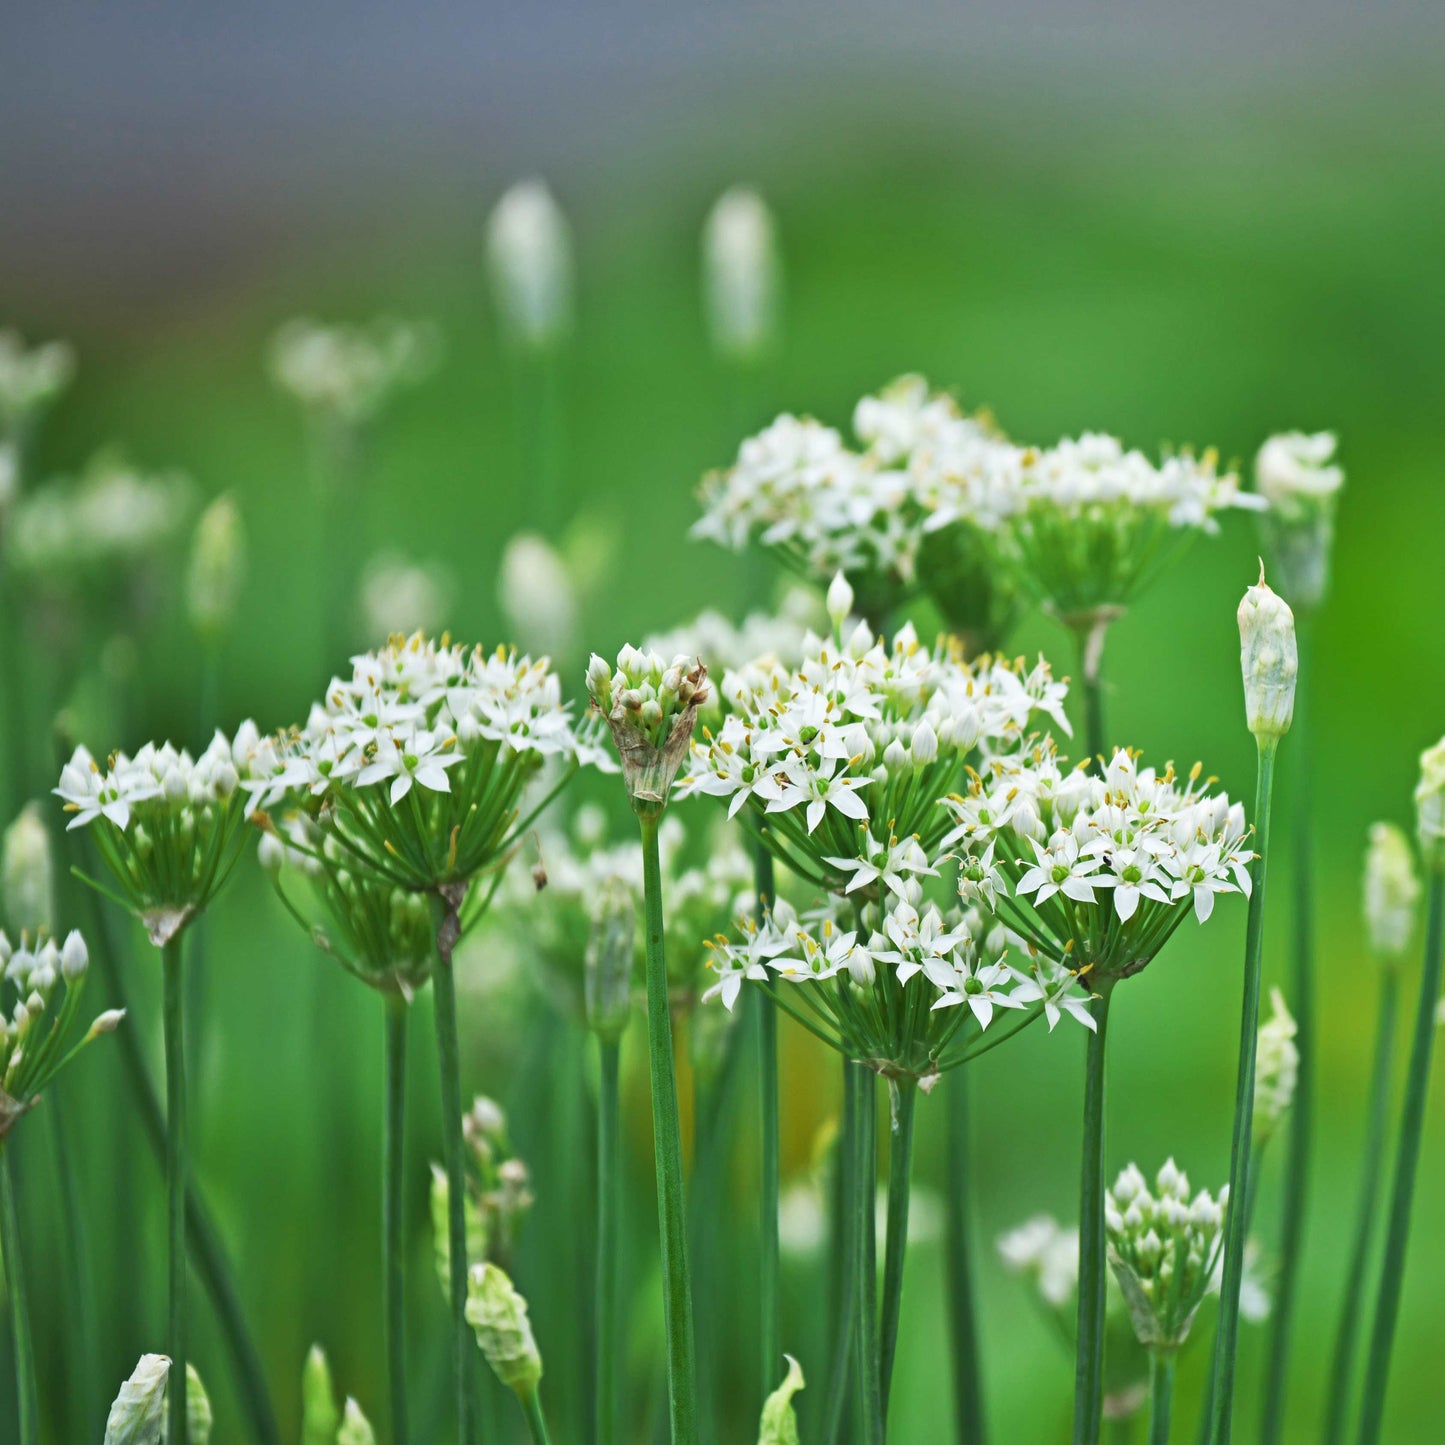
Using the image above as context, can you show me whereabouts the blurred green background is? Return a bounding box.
[3,6,1445,1441]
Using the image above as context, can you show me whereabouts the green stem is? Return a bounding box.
[1355,871,1445,1444]
[1321,969,1398,1445]
[1208,740,1278,1445]
[1074,979,1116,1445]
[383,995,409,1445]
[1149,1352,1175,1445]
[1259,625,1313,1444]
[47,1093,100,1436]
[1077,619,1110,762]
[879,1081,917,1422]
[944,1071,987,1444]
[596,1039,622,1445]
[163,936,190,1445]
[521,1390,553,1445]
[823,1055,858,1445]
[638,811,698,1445]
[433,886,476,1445]
[853,1065,883,1445]
[756,841,781,1400]
[0,1146,38,1445]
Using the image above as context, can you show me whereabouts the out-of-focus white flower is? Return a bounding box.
[187,494,247,643]
[0,330,75,438]
[1255,432,1343,511]
[874,1183,943,1250]
[1363,822,1420,962]
[1,803,54,936]
[1238,570,1297,743]
[1253,988,1298,1150]
[1255,431,1343,612]
[997,1214,1079,1309]
[359,552,452,642]
[498,532,576,662]
[643,587,821,684]
[486,179,574,351]
[779,1181,828,1260]
[269,316,439,425]
[702,186,780,363]
[1416,736,1445,873]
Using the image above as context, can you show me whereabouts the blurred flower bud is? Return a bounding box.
[486,179,574,351]
[0,329,75,438]
[88,1008,126,1038]
[585,876,635,1042]
[336,1398,377,1445]
[103,1353,169,1443]
[689,988,736,1085]
[187,494,246,643]
[826,571,853,629]
[466,1261,544,1401]
[359,552,452,642]
[757,1353,806,1444]
[498,532,577,662]
[61,929,88,979]
[0,444,16,517]
[1253,987,1298,1150]
[1256,431,1342,612]
[2,803,54,935]
[1363,822,1421,961]
[185,1364,213,1445]
[1415,736,1445,873]
[702,187,780,364]
[1237,570,1297,743]
[300,1345,340,1445]
[430,1164,488,1303]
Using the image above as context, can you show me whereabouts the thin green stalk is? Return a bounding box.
[1355,871,1445,1444]
[1076,618,1111,761]
[944,1071,987,1444]
[432,886,476,1445]
[1208,740,1278,1445]
[755,841,782,1399]
[162,935,190,1445]
[638,812,698,1445]
[853,1065,883,1445]
[879,1081,917,1422]
[596,1039,622,1445]
[1149,1352,1175,1445]
[383,995,410,1445]
[45,1095,99,1437]
[1259,622,1313,1443]
[0,1146,37,1445]
[521,1390,553,1445]
[1074,979,1116,1445]
[823,1055,859,1445]
[1321,969,1398,1445]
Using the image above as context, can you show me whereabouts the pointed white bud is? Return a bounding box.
[1237,569,1297,742]
[61,930,88,979]
[702,187,780,364]
[1,803,54,936]
[187,493,247,642]
[1415,736,1445,873]
[485,179,574,350]
[826,571,854,628]
[1363,822,1421,959]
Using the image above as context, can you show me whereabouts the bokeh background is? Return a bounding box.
[4,3,1445,1441]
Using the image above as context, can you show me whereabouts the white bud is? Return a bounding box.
[498,533,576,662]
[485,179,574,350]
[702,187,780,363]
[89,1008,126,1036]
[883,739,907,773]
[1237,570,1297,742]
[187,494,246,641]
[465,1261,543,1400]
[1363,822,1421,960]
[826,571,854,628]
[61,929,88,979]
[257,832,286,875]
[911,721,938,768]
[1,803,54,936]
[1416,738,1445,873]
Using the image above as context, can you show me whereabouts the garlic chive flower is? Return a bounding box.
[187,494,247,645]
[1255,431,1344,611]
[269,317,439,427]
[1008,433,1261,627]
[1237,570,1298,743]
[255,633,608,895]
[702,187,781,365]
[56,729,261,945]
[0,329,74,442]
[1414,735,1445,873]
[587,646,709,816]
[466,1262,544,1402]
[1105,1160,1228,1350]
[1363,822,1421,961]
[2,804,55,936]
[681,621,1068,893]
[485,179,575,352]
[1253,988,1299,1150]
[945,744,1252,984]
[1,928,120,1138]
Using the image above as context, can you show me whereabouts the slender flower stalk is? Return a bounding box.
[1355,739,1445,1443]
[853,1064,883,1445]
[1074,980,1115,1445]
[0,1148,36,1445]
[382,995,409,1445]
[823,1055,858,1445]
[1321,823,1419,1445]
[1208,574,1296,1444]
[754,844,782,1401]
[162,934,190,1442]
[944,1071,987,1444]
[879,1079,917,1419]
[1149,1352,1176,1445]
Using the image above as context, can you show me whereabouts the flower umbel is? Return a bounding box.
[1255,430,1343,611]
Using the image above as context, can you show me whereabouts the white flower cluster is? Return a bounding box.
[997,1214,1080,1309]
[6,453,190,577]
[945,746,1251,982]
[1253,987,1298,1150]
[683,622,1068,892]
[1,929,120,1131]
[1255,431,1343,516]
[0,329,75,434]
[644,586,821,685]
[1106,1159,1228,1348]
[1362,821,1420,961]
[269,317,439,424]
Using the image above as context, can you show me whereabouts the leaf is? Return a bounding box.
[758,1354,805,1445]
[301,1345,340,1445]
[336,1398,377,1445]
[104,1355,169,1445]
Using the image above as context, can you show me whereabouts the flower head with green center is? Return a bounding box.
[587,645,709,815]
[269,317,439,426]
[56,727,262,945]
[1253,987,1298,1150]
[680,620,1068,893]
[944,744,1252,984]
[256,632,609,895]
[1363,821,1421,961]
[0,329,74,441]
[1,928,121,1138]
[1007,432,1261,627]
[1255,430,1343,611]
[1105,1159,1228,1350]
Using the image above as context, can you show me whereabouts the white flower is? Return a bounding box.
[486,179,574,350]
[997,1215,1079,1309]
[498,533,577,663]
[269,316,438,423]
[359,552,452,642]
[1255,432,1342,510]
[702,187,780,363]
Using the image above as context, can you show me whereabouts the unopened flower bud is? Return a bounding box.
[499,533,576,662]
[1,803,53,936]
[60,930,88,979]
[585,877,635,1042]
[702,187,780,364]
[1415,737,1445,873]
[187,494,247,642]
[1237,570,1297,742]
[911,721,938,768]
[257,832,286,875]
[826,571,854,628]
[757,1353,806,1445]
[1363,822,1420,960]
[103,1353,169,1441]
[337,1397,377,1445]
[1253,987,1298,1150]
[466,1261,543,1401]
[88,1008,126,1037]
[486,179,574,351]
[301,1344,341,1442]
